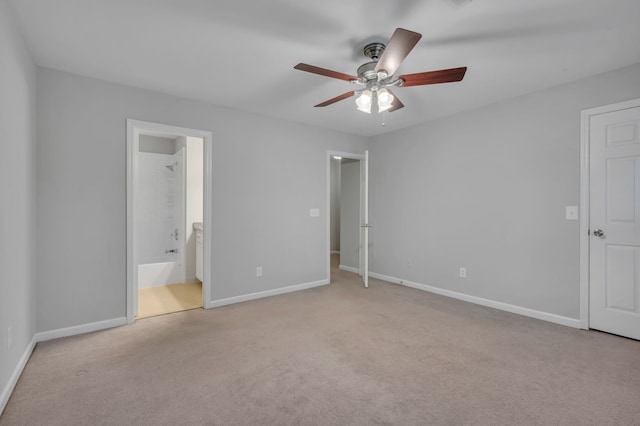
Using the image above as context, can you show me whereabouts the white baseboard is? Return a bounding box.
[34,317,128,342]
[207,279,330,308]
[369,272,581,329]
[339,265,359,274]
[0,336,36,416]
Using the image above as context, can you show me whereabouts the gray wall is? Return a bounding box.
[340,161,360,270]
[369,62,640,319]
[36,68,367,331]
[0,0,37,410]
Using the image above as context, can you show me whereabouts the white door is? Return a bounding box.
[173,148,186,283]
[361,150,370,288]
[589,105,640,340]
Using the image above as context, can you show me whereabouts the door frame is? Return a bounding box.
[579,97,640,329]
[326,150,367,284]
[126,119,213,323]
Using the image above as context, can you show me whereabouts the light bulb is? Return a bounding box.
[377,88,394,112]
[356,91,371,107]
[378,90,391,104]
[356,90,372,113]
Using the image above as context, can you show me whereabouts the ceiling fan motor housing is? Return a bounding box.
[357,61,378,81]
[359,42,390,82]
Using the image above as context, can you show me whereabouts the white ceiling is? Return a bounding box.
[8,0,640,136]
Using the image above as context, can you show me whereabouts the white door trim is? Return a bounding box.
[326,151,366,284]
[579,97,640,330]
[126,119,213,323]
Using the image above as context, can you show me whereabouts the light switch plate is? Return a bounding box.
[566,206,578,220]
[310,208,320,217]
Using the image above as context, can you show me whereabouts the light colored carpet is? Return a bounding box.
[137,282,202,319]
[2,256,640,425]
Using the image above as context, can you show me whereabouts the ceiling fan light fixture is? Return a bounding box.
[294,28,467,115]
[377,88,394,112]
[356,90,372,113]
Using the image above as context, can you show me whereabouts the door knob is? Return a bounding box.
[592,229,604,237]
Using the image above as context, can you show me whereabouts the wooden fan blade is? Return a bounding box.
[374,28,422,76]
[398,67,467,87]
[294,63,357,82]
[314,91,355,107]
[387,90,404,112]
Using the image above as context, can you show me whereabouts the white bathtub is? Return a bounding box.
[138,262,183,288]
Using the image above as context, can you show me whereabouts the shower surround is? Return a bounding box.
[135,149,185,288]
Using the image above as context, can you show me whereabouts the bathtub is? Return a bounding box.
[138,261,183,288]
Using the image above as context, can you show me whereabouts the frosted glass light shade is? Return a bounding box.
[377,88,394,112]
[356,90,372,113]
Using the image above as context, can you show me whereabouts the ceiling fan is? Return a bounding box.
[294,28,467,114]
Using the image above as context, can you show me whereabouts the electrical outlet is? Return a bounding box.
[459,267,467,278]
[256,267,263,277]
[7,326,12,349]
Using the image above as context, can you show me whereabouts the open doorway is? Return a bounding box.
[327,151,368,287]
[127,120,212,323]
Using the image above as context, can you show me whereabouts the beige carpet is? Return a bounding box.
[2,257,640,425]
[137,282,202,319]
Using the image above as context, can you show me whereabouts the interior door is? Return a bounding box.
[589,105,640,340]
[362,150,370,288]
[173,148,186,283]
